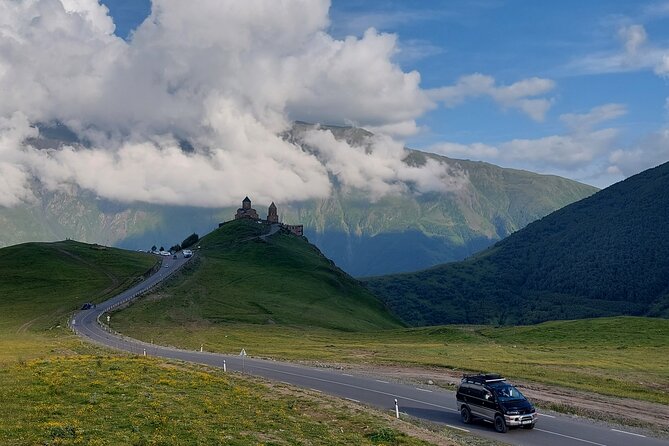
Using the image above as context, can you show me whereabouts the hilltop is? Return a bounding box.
[0,123,597,277]
[366,161,669,326]
[113,219,402,332]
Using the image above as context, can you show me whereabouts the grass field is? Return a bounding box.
[0,355,446,446]
[0,240,158,363]
[113,313,669,406]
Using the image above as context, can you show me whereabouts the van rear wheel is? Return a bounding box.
[460,406,472,424]
[494,414,508,433]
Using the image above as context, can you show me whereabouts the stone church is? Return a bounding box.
[232,197,303,236]
[234,196,259,220]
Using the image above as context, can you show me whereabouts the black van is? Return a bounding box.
[456,374,537,433]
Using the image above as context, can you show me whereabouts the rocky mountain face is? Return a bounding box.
[0,123,597,276]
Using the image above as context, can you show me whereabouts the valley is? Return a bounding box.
[3,2,669,445]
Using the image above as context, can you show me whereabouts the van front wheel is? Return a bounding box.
[494,414,508,433]
[460,406,472,424]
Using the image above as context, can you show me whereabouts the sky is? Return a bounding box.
[1,0,668,209]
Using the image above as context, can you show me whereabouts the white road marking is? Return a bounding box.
[342,373,353,377]
[310,388,322,393]
[538,413,556,418]
[415,388,432,393]
[346,397,360,403]
[248,364,459,412]
[375,379,389,383]
[445,424,469,432]
[535,428,608,446]
[611,428,646,438]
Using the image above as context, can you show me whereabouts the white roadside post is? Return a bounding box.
[223,360,227,372]
[395,399,400,419]
[200,344,203,352]
[240,348,247,373]
[143,348,146,356]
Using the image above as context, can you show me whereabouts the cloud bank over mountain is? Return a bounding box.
[0,0,470,207]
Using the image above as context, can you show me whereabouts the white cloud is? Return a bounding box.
[429,74,555,122]
[429,101,669,186]
[429,142,499,160]
[501,129,619,169]
[619,24,647,55]
[427,104,625,179]
[0,113,37,206]
[609,128,669,177]
[655,54,669,77]
[569,24,669,77]
[301,128,468,200]
[0,0,463,208]
[560,103,627,133]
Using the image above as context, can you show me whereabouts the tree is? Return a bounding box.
[181,233,199,249]
[151,245,157,252]
[170,244,182,253]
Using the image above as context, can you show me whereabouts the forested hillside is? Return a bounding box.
[366,162,669,325]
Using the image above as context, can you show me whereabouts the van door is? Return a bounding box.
[478,390,497,421]
[468,386,486,418]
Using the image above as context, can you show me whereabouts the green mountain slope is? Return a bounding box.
[114,219,403,332]
[0,240,157,361]
[0,123,597,277]
[365,161,669,326]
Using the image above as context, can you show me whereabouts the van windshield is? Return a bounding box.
[490,383,525,402]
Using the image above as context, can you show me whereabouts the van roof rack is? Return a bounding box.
[462,373,506,384]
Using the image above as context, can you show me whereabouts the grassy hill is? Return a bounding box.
[113,219,403,332]
[0,240,158,361]
[365,161,669,326]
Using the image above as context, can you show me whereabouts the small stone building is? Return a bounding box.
[234,196,259,220]
[284,224,304,236]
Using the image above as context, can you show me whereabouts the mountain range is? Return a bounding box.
[365,161,669,325]
[0,123,597,276]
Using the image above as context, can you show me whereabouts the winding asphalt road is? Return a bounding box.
[71,254,668,446]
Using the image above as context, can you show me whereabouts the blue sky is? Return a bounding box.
[98,1,668,187]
